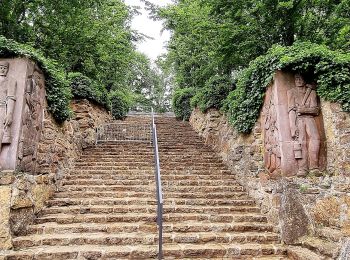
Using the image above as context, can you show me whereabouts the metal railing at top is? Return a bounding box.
[95,123,152,144]
[151,108,164,260]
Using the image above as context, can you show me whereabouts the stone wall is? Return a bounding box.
[0,99,112,249]
[190,103,350,257]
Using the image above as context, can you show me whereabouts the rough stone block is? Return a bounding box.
[0,186,12,249]
[279,183,309,244]
[0,171,15,185]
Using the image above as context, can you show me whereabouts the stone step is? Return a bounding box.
[74,159,222,165]
[59,184,246,193]
[4,243,287,259]
[53,190,249,199]
[168,221,275,233]
[314,227,343,243]
[80,152,216,158]
[62,178,239,187]
[73,163,229,169]
[35,213,267,225]
[40,205,261,216]
[299,236,340,258]
[27,221,272,236]
[287,246,324,260]
[86,147,213,151]
[13,231,280,249]
[81,150,153,155]
[63,173,236,181]
[12,232,157,248]
[28,222,156,235]
[46,197,255,207]
[68,169,233,176]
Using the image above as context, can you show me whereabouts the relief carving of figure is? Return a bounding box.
[264,90,281,178]
[0,61,17,155]
[287,74,321,177]
[20,71,45,172]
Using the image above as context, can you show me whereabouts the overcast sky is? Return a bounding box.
[125,0,172,61]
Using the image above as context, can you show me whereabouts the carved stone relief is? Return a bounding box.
[263,71,327,177]
[19,67,45,173]
[0,61,17,157]
[263,85,281,178]
[0,59,45,173]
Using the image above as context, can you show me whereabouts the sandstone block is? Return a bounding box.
[0,186,12,250]
[279,184,309,244]
[0,171,15,185]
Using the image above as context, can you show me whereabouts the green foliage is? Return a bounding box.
[0,1,163,121]
[122,53,172,113]
[172,88,195,121]
[190,75,233,112]
[109,90,134,120]
[0,35,71,123]
[0,0,136,92]
[158,1,222,90]
[157,0,350,124]
[224,42,350,133]
[158,0,349,94]
[68,73,109,109]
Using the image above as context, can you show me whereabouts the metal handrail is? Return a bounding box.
[151,108,163,260]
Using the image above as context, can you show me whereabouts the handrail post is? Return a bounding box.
[151,108,163,260]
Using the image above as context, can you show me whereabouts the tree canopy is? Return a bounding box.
[158,0,349,90]
[0,0,171,119]
[157,0,350,129]
[0,0,136,88]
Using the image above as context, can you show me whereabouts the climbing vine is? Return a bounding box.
[109,90,134,120]
[223,42,350,133]
[172,88,195,120]
[68,72,110,110]
[190,75,233,113]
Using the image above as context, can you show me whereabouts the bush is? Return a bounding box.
[0,36,71,123]
[109,90,134,120]
[68,72,110,109]
[172,88,195,120]
[190,75,233,112]
[224,42,350,133]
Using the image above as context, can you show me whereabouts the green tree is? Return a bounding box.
[156,0,350,118]
[121,52,172,112]
[0,0,136,89]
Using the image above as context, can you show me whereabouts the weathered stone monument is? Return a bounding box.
[262,71,327,177]
[0,61,17,169]
[0,58,45,173]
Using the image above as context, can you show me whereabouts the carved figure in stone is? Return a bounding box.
[20,71,44,172]
[0,61,17,156]
[263,90,281,177]
[287,74,321,177]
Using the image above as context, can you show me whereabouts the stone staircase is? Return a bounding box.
[2,115,288,259]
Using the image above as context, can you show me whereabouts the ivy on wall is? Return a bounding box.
[190,75,233,113]
[110,90,134,120]
[224,42,350,133]
[68,72,110,110]
[0,36,71,123]
[172,88,195,121]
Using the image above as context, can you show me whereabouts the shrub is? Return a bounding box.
[0,36,71,123]
[190,75,233,112]
[68,72,109,109]
[109,90,134,120]
[224,42,350,133]
[172,88,195,120]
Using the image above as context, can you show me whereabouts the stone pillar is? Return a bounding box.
[0,58,45,173]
